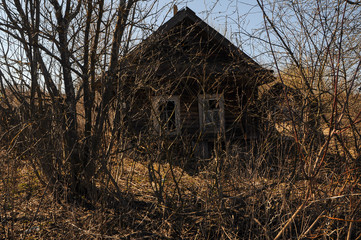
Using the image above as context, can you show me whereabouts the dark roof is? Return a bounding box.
[122,7,274,84]
[153,7,261,66]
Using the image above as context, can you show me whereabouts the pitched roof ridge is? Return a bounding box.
[158,7,263,69]
[123,7,273,77]
[177,6,195,15]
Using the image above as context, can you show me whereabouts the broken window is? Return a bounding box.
[159,100,177,130]
[198,94,224,133]
[152,96,180,134]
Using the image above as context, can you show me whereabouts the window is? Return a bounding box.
[152,96,180,134]
[198,94,225,133]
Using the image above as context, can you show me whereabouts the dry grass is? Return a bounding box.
[1,146,361,239]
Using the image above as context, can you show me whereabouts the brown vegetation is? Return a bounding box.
[1,0,361,239]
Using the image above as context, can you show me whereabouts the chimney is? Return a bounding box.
[173,5,178,16]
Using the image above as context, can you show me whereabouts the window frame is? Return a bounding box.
[151,95,181,135]
[198,94,225,134]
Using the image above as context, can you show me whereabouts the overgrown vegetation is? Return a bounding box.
[1,0,361,239]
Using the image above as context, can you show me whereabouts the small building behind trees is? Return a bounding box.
[119,7,274,157]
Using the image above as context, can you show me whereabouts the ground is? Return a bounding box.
[1,149,361,239]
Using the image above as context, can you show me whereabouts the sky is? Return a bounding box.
[154,0,268,65]
[157,0,264,31]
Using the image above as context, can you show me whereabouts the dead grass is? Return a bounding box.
[1,147,361,239]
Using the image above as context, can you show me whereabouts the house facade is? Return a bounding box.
[119,7,274,157]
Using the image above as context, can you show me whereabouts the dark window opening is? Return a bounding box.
[204,99,221,129]
[159,100,177,130]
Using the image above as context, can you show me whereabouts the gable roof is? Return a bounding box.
[122,7,274,85]
[153,7,261,68]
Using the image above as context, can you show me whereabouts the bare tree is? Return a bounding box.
[253,0,361,238]
[0,0,160,203]
[1,0,361,238]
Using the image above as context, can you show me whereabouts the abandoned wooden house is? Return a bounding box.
[119,7,274,157]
